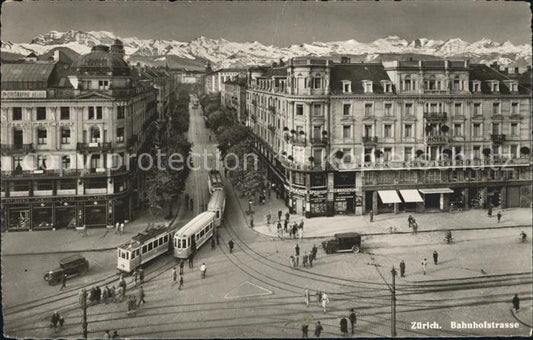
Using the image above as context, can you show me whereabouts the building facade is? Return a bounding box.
[1,41,158,231]
[205,68,247,94]
[221,79,247,124]
[247,57,532,218]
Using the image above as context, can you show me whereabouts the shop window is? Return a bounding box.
[12,107,22,120]
[60,107,70,120]
[36,107,46,120]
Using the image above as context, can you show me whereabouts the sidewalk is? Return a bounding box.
[234,188,532,239]
[1,199,186,256]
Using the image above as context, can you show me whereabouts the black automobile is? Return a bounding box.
[322,232,362,254]
[43,255,89,285]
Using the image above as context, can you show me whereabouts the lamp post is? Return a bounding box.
[248,199,253,215]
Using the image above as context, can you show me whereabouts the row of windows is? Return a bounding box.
[9,106,126,121]
[11,127,126,145]
[11,152,127,172]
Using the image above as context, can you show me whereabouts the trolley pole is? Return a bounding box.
[81,288,88,338]
[391,266,397,337]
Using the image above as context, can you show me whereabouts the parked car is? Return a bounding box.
[43,254,89,285]
[322,232,362,254]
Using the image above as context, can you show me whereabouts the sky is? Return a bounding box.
[1,1,531,45]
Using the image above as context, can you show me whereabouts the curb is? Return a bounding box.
[2,200,183,257]
[252,224,532,240]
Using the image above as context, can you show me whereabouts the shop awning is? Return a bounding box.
[418,188,454,195]
[399,189,424,203]
[378,190,402,204]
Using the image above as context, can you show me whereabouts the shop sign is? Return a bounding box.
[309,193,327,203]
[355,196,363,207]
[335,191,354,201]
[333,188,357,193]
[1,90,46,99]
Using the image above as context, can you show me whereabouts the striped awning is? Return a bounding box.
[378,190,402,204]
[419,188,454,194]
[399,190,424,203]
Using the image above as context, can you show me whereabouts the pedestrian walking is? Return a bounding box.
[408,215,414,228]
[497,211,502,222]
[137,285,145,306]
[211,237,216,249]
[488,205,493,217]
[295,244,300,256]
[303,253,308,267]
[250,216,254,228]
[302,323,309,338]
[412,219,418,234]
[433,250,439,265]
[266,211,272,225]
[172,267,177,284]
[139,268,145,284]
[340,317,348,336]
[285,211,290,222]
[102,286,109,303]
[115,222,120,234]
[284,220,289,233]
[200,263,207,278]
[103,330,111,339]
[399,260,406,278]
[188,254,194,268]
[133,269,139,285]
[228,239,234,253]
[309,252,314,268]
[321,292,329,313]
[215,229,220,245]
[112,330,119,339]
[312,244,318,261]
[512,294,520,312]
[50,311,64,331]
[179,260,184,275]
[304,288,310,307]
[349,308,357,334]
[60,273,67,290]
[290,255,295,268]
[369,210,374,222]
[119,222,125,235]
[316,291,322,305]
[314,321,323,338]
[421,258,428,275]
[278,210,282,221]
[178,274,184,290]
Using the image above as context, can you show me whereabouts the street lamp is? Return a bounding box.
[248,199,253,215]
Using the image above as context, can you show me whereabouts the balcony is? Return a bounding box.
[426,135,449,145]
[0,143,35,155]
[362,136,378,145]
[491,134,506,145]
[310,137,328,146]
[423,112,448,121]
[77,142,112,153]
[290,136,307,147]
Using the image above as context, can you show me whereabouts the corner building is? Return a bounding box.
[247,57,532,218]
[1,41,158,231]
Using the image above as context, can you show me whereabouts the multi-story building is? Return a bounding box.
[247,57,531,218]
[0,41,158,231]
[205,68,247,94]
[221,79,247,123]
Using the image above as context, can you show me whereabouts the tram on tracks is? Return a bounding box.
[117,227,171,273]
[173,211,216,259]
[207,169,223,194]
[207,190,226,227]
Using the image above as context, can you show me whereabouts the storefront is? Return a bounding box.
[334,189,356,215]
[7,205,30,231]
[398,189,424,212]
[377,190,402,213]
[419,188,453,210]
[32,202,54,229]
[84,201,108,228]
[55,203,76,228]
[306,191,327,217]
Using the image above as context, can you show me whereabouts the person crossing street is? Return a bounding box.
[349,308,357,334]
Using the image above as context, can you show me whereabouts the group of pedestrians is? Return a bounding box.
[301,308,357,338]
[408,215,418,234]
[290,244,318,268]
[397,250,440,277]
[114,221,126,235]
[102,330,120,339]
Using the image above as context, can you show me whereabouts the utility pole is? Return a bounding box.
[391,266,397,337]
[81,288,88,338]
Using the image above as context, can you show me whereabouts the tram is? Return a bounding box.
[173,211,216,259]
[207,190,226,227]
[207,170,223,194]
[117,227,171,273]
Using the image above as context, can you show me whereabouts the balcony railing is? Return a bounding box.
[362,136,378,145]
[426,135,449,145]
[0,143,35,155]
[310,137,328,146]
[491,134,506,144]
[423,112,448,120]
[77,142,112,153]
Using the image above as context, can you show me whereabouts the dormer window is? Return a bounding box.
[363,80,373,93]
[403,75,414,91]
[488,80,500,92]
[472,81,481,92]
[504,80,518,92]
[381,80,392,93]
[342,80,352,93]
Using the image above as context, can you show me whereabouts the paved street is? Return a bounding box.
[2,96,531,338]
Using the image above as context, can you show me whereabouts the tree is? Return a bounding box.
[216,124,250,158]
[226,138,266,198]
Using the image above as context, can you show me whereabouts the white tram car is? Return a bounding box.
[173,211,216,259]
[207,190,226,227]
[117,227,171,273]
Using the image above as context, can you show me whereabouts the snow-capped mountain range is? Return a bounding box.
[1,30,531,69]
